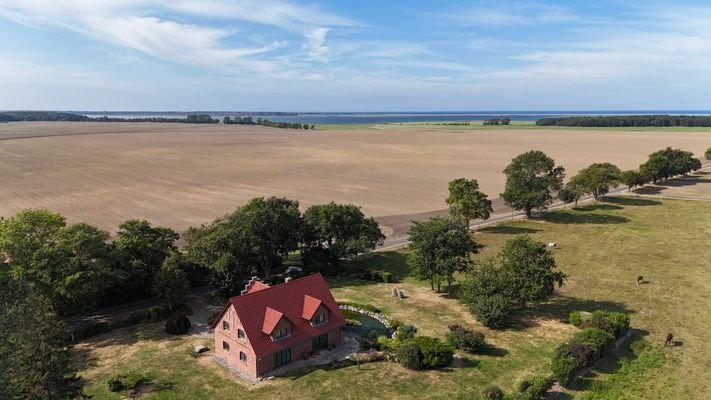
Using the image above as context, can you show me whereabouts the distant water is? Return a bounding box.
[80,110,711,125]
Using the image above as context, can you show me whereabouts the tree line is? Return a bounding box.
[0,111,219,124]
[482,117,511,125]
[223,115,315,130]
[536,115,711,127]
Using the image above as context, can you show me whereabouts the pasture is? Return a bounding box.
[0,122,708,238]
[74,196,711,399]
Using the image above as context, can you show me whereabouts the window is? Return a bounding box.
[239,351,247,364]
[222,341,230,352]
[274,326,288,339]
[273,348,292,368]
[223,321,230,331]
[237,329,246,340]
[313,313,327,326]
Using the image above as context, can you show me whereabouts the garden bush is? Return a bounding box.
[396,342,421,370]
[381,271,393,283]
[568,342,596,367]
[397,324,417,339]
[568,311,583,327]
[589,311,614,334]
[606,312,630,338]
[107,371,149,392]
[572,328,614,357]
[345,318,362,327]
[165,313,191,335]
[470,294,513,328]
[377,336,397,352]
[517,375,553,400]
[480,384,505,400]
[409,336,454,369]
[551,353,579,388]
[446,324,485,353]
[94,321,110,334]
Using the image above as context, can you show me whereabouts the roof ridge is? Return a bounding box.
[229,272,324,302]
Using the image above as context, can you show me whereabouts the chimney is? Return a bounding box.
[284,277,293,283]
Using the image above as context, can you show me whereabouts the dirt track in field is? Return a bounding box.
[1,121,708,238]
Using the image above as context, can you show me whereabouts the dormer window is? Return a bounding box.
[274,326,288,339]
[223,321,230,331]
[313,313,327,326]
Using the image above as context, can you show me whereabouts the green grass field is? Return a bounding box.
[74,197,711,399]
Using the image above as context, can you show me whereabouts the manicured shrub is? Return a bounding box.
[107,371,149,392]
[589,310,614,334]
[518,375,554,400]
[568,311,583,327]
[397,324,418,340]
[606,311,630,338]
[377,336,397,352]
[396,342,421,370]
[381,271,393,283]
[480,384,505,400]
[572,328,614,357]
[389,319,403,330]
[551,353,579,388]
[410,336,454,369]
[568,342,596,367]
[165,313,191,335]
[446,324,485,353]
[470,294,513,328]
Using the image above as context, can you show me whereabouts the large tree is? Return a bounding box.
[0,209,65,271]
[705,147,711,160]
[0,279,82,399]
[499,235,566,305]
[154,252,190,312]
[303,202,384,269]
[619,169,647,191]
[114,219,179,298]
[0,211,120,315]
[569,162,621,200]
[237,197,303,279]
[407,216,481,292]
[640,147,701,183]
[446,178,493,226]
[501,150,565,217]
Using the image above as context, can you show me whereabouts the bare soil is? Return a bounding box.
[1,121,708,236]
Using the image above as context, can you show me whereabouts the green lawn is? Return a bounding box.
[75,197,711,399]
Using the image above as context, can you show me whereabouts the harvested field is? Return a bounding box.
[0,121,708,236]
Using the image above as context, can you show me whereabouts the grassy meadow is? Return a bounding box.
[74,196,711,399]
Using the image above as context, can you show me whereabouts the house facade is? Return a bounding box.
[212,273,346,381]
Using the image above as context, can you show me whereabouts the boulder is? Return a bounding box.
[194,345,209,354]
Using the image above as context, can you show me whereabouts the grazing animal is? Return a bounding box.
[637,276,644,285]
[547,242,556,248]
[665,332,674,347]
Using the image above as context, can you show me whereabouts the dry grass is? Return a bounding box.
[1,122,709,236]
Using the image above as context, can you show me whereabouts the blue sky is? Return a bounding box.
[1,0,710,111]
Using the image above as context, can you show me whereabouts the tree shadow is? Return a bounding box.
[478,225,541,235]
[604,196,662,207]
[478,343,509,357]
[511,295,635,327]
[543,211,629,225]
[574,203,623,211]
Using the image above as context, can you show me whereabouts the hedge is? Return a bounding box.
[446,324,485,353]
[72,305,172,342]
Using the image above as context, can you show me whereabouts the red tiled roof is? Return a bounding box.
[262,307,285,334]
[302,294,323,320]
[214,273,346,357]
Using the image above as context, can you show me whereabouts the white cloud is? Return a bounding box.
[437,1,576,27]
[304,27,330,60]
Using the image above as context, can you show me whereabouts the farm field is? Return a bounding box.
[74,196,711,399]
[0,121,709,238]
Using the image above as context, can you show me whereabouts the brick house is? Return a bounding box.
[212,273,346,381]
